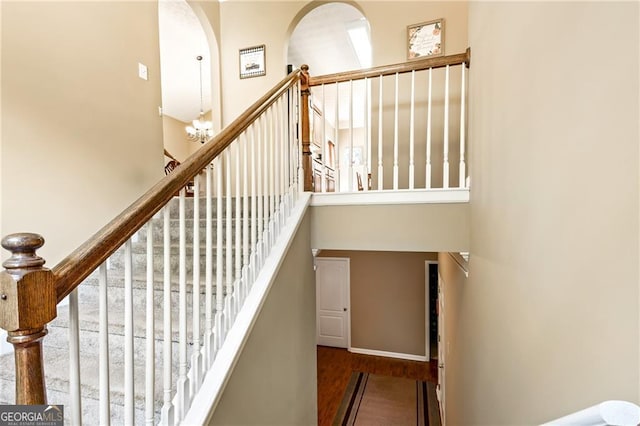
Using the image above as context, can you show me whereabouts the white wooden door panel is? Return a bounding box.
[316,258,350,348]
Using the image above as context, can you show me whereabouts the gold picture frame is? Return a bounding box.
[407,19,444,60]
[239,44,266,79]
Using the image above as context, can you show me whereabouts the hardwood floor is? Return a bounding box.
[317,346,438,426]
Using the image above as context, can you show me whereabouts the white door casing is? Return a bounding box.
[315,257,350,348]
[437,273,445,424]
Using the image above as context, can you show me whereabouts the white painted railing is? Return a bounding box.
[308,50,470,194]
[542,400,640,426]
[59,80,303,424]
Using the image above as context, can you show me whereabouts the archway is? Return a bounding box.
[287,2,371,76]
[287,2,372,192]
[158,0,220,162]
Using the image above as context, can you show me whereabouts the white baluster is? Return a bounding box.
[297,82,304,195]
[292,85,300,199]
[349,79,354,191]
[242,130,250,296]
[426,68,433,189]
[334,82,340,191]
[160,206,174,425]
[459,64,467,188]
[378,76,383,190]
[282,96,288,215]
[320,85,326,193]
[124,239,134,425]
[278,98,286,224]
[250,123,258,284]
[409,70,415,190]
[264,111,271,256]
[443,64,450,189]
[225,149,233,328]
[191,174,202,391]
[145,222,155,426]
[256,116,264,267]
[280,96,290,217]
[365,77,371,192]
[234,142,242,310]
[215,157,225,349]
[290,86,295,197]
[98,263,111,425]
[273,103,281,234]
[393,72,399,190]
[69,288,82,426]
[269,107,275,246]
[205,165,214,368]
[177,189,190,420]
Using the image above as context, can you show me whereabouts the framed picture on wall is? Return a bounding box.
[407,19,444,60]
[239,44,266,79]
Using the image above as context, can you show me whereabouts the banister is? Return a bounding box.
[309,47,470,86]
[53,70,301,303]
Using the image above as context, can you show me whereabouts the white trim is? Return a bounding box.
[310,188,469,206]
[447,252,469,277]
[541,400,640,425]
[349,347,428,362]
[183,192,311,425]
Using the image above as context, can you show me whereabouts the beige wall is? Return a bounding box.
[218,1,468,125]
[320,250,436,357]
[208,213,316,426]
[437,252,467,425]
[456,2,640,424]
[311,203,469,252]
[1,1,164,265]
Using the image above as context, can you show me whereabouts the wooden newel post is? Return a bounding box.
[299,64,313,192]
[0,233,56,405]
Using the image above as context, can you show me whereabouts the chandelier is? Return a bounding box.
[185,55,213,144]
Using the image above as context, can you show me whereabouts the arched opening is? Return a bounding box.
[287,2,371,76]
[158,0,219,163]
[287,2,372,192]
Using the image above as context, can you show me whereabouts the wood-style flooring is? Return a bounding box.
[317,346,438,426]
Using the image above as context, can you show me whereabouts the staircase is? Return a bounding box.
[0,195,235,424]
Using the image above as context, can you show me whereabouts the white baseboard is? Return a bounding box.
[349,347,427,362]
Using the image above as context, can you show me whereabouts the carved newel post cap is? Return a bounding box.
[1,233,46,270]
[300,64,309,72]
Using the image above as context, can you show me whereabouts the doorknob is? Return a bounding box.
[438,363,444,369]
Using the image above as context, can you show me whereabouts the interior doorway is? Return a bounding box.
[426,261,439,360]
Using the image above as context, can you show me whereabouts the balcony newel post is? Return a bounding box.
[299,64,313,192]
[0,233,57,404]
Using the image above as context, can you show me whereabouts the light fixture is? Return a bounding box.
[186,55,213,144]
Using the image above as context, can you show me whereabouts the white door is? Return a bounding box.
[437,274,446,424]
[316,257,350,348]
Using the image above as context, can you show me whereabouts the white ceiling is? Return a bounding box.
[158,1,369,127]
[288,3,367,76]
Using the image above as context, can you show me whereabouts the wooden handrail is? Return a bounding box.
[309,48,470,86]
[53,70,301,303]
